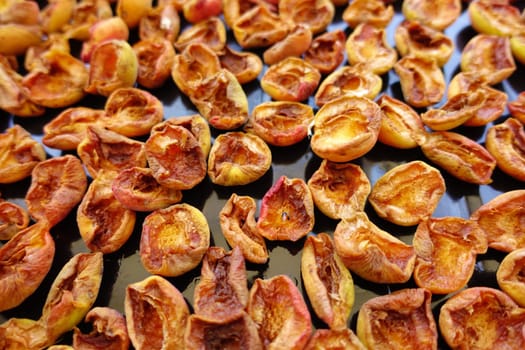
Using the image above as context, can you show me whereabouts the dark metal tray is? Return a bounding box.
[1,2,524,348]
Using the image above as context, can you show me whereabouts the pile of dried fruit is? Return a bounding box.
[1,0,525,349]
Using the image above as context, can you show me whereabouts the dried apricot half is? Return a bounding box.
[497,248,525,308]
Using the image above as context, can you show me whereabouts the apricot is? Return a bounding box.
[394,55,446,108]
[310,96,382,162]
[261,56,321,102]
[303,29,345,75]
[85,39,138,97]
[102,87,164,137]
[0,124,46,184]
[73,307,130,350]
[402,0,461,31]
[174,16,226,53]
[468,0,525,36]
[208,131,271,186]
[304,328,366,350]
[419,131,497,185]
[244,100,314,147]
[346,23,397,75]
[25,155,87,228]
[439,287,525,349]
[460,34,516,85]
[470,189,525,252]
[140,203,210,277]
[307,159,371,220]
[219,194,269,264]
[357,288,438,349]
[333,211,416,283]
[508,91,525,124]
[256,176,315,241]
[152,115,211,157]
[145,123,207,190]
[377,94,426,149]
[301,233,355,330]
[139,2,180,42]
[0,222,55,312]
[0,200,29,241]
[342,0,394,28]
[485,117,525,182]
[278,0,335,34]
[314,64,382,107]
[247,275,312,350]
[77,171,137,253]
[111,166,182,212]
[42,107,105,151]
[80,16,129,63]
[77,125,147,179]
[218,45,263,84]
[116,0,153,29]
[193,246,249,323]
[125,275,190,350]
[263,24,312,65]
[182,0,222,24]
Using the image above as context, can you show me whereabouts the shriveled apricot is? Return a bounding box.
[0,318,48,349]
[193,246,249,323]
[508,91,525,124]
[232,4,289,49]
[145,123,207,190]
[278,0,335,34]
[171,42,221,97]
[394,55,446,108]
[247,275,312,350]
[139,2,180,42]
[153,114,211,157]
[303,29,345,75]
[314,64,382,107]
[468,0,525,36]
[301,233,354,330]
[439,287,525,349]
[223,0,277,29]
[42,107,105,151]
[0,200,29,241]
[342,0,394,28]
[80,16,129,63]
[0,124,46,184]
[24,33,71,71]
[256,176,315,241]
[63,0,113,41]
[460,34,516,85]
[419,130,497,185]
[133,37,175,89]
[25,155,87,227]
[304,328,366,350]
[497,248,525,308]
[40,0,74,33]
[0,56,45,117]
[22,49,88,108]
[346,23,397,75]
[402,0,461,31]
[413,217,488,294]
[85,39,138,97]
[73,307,130,350]
[307,160,371,220]
[77,125,147,179]
[182,0,222,24]
[125,275,190,350]
[174,16,226,53]
[261,56,321,102]
[208,131,272,186]
[333,211,416,283]
[189,68,249,130]
[377,94,426,149]
[77,171,137,253]
[0,221,54,312]
[219,45,263,84]
[116,0,152,29]
[219,193,269,264]
[140,203,210,277]
[263,24,312,65]
[470,189,525,252]
[111,166,182,211]
[185,312,263,350]
[485,117,525,182]
[357,288,438,350]
[310,96,382,163]
[39,252,104,347]
[101,87,164,137]
[0,22,42,57]
[394,20,454,67]
[244,100,314,147]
